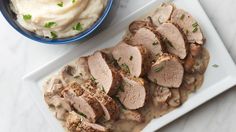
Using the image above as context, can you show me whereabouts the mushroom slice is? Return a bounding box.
[153,86,172,104]
[157,23,187,59]
[148,54,184,88]
[119,109,144,123]
[129,27,163,59]
[168,89,181,107]
[72,57,91,81]
[117,77,147,110]
[43,76,64,96]
[112,42,149,77]
[88,52,121,96]
[45,95,71,121]
[171,9,204,44]
[151,3,174,26]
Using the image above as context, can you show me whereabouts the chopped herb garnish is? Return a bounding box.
[192,22,198,27]
[73,23,83,31]
[74,73,83,78]
[153,79,157,83]
[118,57,121,62]
[23,14,32,21]
[50,32,57,39]
[192,27,198,33]
[117,83,124,92]
[90,76,98,85]
[113,96,126,110]
[154,66,164,72]
[57,2,63,7]
[129,56,133,61]
[212,64,219,68]
[153,41,159,45]
[121,63,130,74]
[45,22,56,28]
[101,86,106,92]
[77,112,87,118]
[180,14,185,20]
[164,38,175,49]
[185,29,189,34]
[72,0,76,3]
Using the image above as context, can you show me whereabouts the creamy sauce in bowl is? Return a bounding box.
[10,0,107,38]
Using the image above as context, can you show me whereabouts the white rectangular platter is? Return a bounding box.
[23,0,236,131]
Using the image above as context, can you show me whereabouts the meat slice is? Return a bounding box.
[88,52,121,96]
[66,111,108,132]
[151,3,174,26]
[148,54,184,88]
[117,77,147,110]
[64,90,103,123]
[171,9,204,44]
[82,82,120,121]
[119,109,144,123]
[129,27,163,59]
[129,20,148,34]
[112,42,149,77]
[157,23,187,59]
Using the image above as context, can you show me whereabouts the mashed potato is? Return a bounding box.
[10,0,107,38]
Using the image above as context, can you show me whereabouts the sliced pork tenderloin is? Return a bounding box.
[148,54,184,88]
[119,109,144,123]
[151,3,174,26]
[129,27,164,60]
[88,52,121,96]
[171,9,204,44]
[81,82,120,121]
[112,42,149,77]
[157,23,188,59]
[117,77,147,110]
[64,90,103,123]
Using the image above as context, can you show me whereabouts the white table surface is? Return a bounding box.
[0,0,236,132]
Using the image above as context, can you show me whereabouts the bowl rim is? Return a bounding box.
[0,0,114,44]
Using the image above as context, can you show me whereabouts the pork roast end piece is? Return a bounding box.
[88,52,121,96]
[112,42,149,77]
[118,77,147,110]
[157,23,187,59]
[148,54,184,88]
[129,27,163,59]
[171,9,204,45]
[151,3,174,26]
